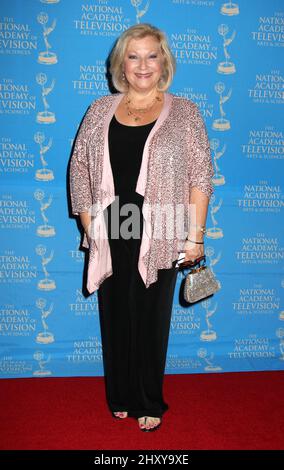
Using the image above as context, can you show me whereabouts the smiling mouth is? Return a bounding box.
[135,73,152,78]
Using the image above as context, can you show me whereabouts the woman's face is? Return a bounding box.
[123,35,164,95]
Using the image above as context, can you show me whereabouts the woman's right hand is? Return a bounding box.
[183,239,204,263]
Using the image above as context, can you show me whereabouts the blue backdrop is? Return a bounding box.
[0,0,283,378]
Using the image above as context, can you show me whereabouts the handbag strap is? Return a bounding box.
[179,255,206,277]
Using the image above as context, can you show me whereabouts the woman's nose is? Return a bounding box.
[138,58,147,69]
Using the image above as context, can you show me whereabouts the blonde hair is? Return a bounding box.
[109,23,176,93]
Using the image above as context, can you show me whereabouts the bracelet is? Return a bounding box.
[186,238,204,245]
[189,224,207,234]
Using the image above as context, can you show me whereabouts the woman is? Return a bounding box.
[69,23,214,432]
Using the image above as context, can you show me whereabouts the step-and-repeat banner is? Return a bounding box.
[1,0,283,378]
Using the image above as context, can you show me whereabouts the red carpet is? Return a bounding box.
[0,371,283,450]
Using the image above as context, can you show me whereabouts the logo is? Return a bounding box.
[171,0,215,7]
[0,137,35,174]
[72,62,108,97]
[212,81,232,131]
[236,232,284,265]
[248,70,284,105]
[67,337,102,363]
[211,138,226,186]
[40,0,60,4]
[171,303,201,336]
[200,298,218,341]
[217,24,236,74]
[131,0,150,24]
[0,250,37,284]
[205,246,221,282]
[34,132,54,181]
[36,244,56,290]
[69,236,85,263]
[206,195,224,239]
[170,29,217,66]
[34,189,56,237]
[37,12,58,64]
[69,289,99,317]
[73,2,129,37]
[166,354,202,372]
[239,181,283,213]
[0,356,33,375]
[233,284,280,316]
[36,73,56,124]
[228,335,276,359]
[35,298,55,344]
[33,351,52,376]
[0,79,36,115]
[220,1,239,16]
[0,304,36,337]
[0,17,37,56]
[0,194,35,230]
[197,348,222,371]
[251,12,284,48]
[241,126,284,160]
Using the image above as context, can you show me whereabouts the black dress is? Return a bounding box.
[97,114,178,419]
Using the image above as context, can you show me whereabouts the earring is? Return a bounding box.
[122,72,125,81]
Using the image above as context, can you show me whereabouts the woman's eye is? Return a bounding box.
[128,54,157,60]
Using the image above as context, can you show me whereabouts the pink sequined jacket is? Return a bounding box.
[69,92,214,293]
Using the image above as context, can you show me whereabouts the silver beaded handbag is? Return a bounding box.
[179,255,220,304]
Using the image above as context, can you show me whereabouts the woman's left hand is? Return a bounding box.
[183,240,204,263]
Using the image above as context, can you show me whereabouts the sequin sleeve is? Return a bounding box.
[69,104,96,216]
[188,103,214,199]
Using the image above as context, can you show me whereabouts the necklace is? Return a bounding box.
[125,93,162,122]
